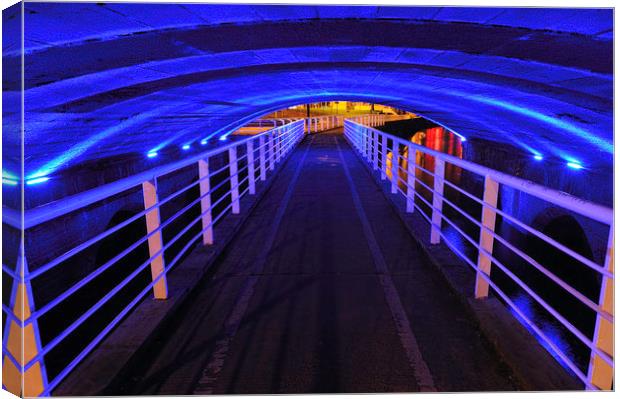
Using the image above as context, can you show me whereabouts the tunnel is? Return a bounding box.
[1,2,614,397]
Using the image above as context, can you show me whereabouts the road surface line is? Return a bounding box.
[192,135,315,394]
[334,136,436,392]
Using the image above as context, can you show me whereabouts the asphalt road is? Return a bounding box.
[116,132,517,394]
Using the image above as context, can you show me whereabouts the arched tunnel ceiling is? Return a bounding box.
[2,3,613,180]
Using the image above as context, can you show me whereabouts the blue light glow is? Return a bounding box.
[469,95,613,154]
[566,161,583,169]
[533,154,544,161]
[509,293,576,378]
[26,177,50,185]
[182,144,191,150]
[3,170,19,185]
[219,136,228,141]
[2,178,18,186]
[28,108,171,180]
[147,152,158,158]
[200,140,208,145]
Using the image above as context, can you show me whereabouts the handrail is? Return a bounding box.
[2,119,306,395]
[343,118,614,390]
[347,120,612,224]
[3,121,305,230]
[2,116,369,228]
[300,113,386,134]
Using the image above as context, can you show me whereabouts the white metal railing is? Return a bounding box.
[303,114,388,133]
[251,118,299,128]
[1,120,305,396]
[252,113,404,134]
[344,119,614,390]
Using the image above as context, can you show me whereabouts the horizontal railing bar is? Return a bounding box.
[28,168,255,320]
[434,223,596,389]
[400,164,609,278]
[349,121,612,225]
[29,131,302,326]
[27,173,211,280]
[348,127,614,366]
[26,176,242,365]
[28,165,227,281]
[210,162,233,177]
[391,142,611,277]
[347,137,604,387]
[4,120,304,230]
[392,166,612,320]
[2,303,20,324]
[34,126,303,362]
[2,263,18,280]
[374,138,614,320]
[408,184,614,357]
[25,123,304,395]
[29,126,302,324]
[210,176,250,210]
[26,127,301,281]
[40,190,242,395]
[2,345,21,370]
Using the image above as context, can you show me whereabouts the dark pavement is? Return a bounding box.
[116,132,517,394]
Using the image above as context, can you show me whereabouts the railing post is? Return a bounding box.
[198,159,214,245]
[259,135,267,181]
[362,127,370,160]
[430,158,445,244]
[368,129,373,161]
[381,134,388,180]
[587,228,614,390]
[280,128,285,159]
[406,144,416,213]
[277,129,283,163]
[142,179,168,299]
[247,140,256,195]
[359,127,365,153]
[474,175,499,298]
[373,130,379,171]
[229,146,240,214]
[269,131,275,171]
[391,140,399,193]
[2,243,48,397]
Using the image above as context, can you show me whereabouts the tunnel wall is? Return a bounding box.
[461,138,610,264]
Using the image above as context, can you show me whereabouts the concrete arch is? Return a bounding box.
[2,4,612,182]
[528,207,599,310]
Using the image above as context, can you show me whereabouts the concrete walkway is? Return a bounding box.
[116,132,517,394]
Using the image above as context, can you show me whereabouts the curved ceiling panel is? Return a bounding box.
[2,3,612,179]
